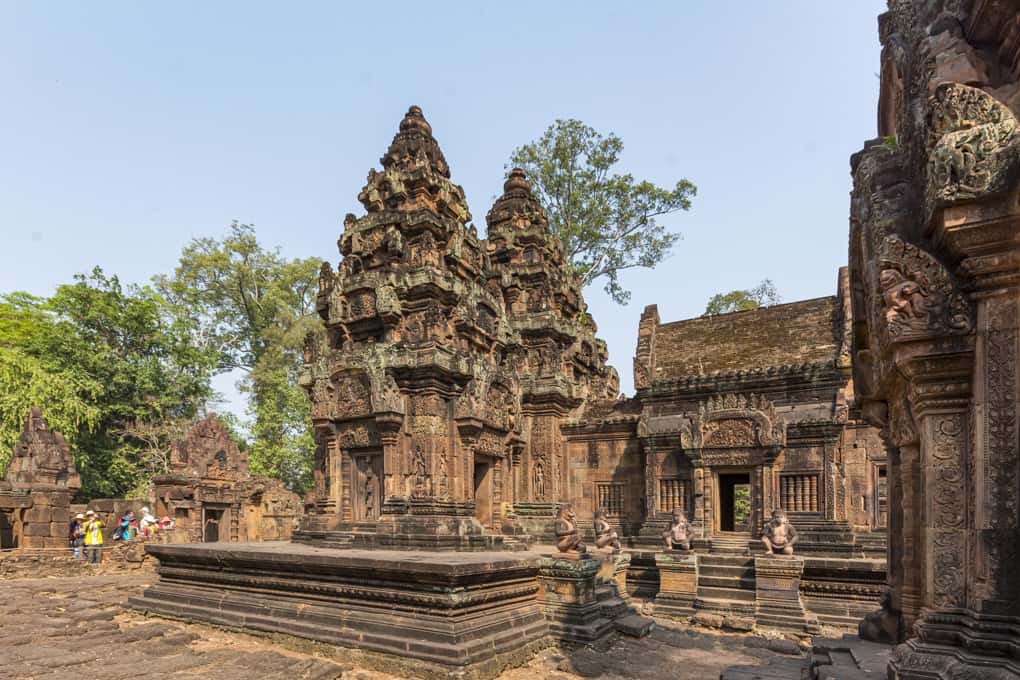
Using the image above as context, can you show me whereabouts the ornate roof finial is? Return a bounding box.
[504,167,531,193]
[378,105,450,179]
[486,167,549,234]
[401,105,432,136]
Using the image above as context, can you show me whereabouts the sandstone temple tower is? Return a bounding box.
[296,106,618,549]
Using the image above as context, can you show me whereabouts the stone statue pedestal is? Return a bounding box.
[537,556,614,643]
[654,549,697,621]
[753,555,819,634]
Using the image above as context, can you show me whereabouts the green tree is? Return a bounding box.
[704,279,781,316]
[0,271,217,498]
[157,222,321,492]
[509,119,696,304]
[734,485,751,526]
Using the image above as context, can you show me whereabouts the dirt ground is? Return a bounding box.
[0,573,799,680]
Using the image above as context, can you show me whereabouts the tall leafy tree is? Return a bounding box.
[0,293,103,472]
[157,222,321,492]
[0,271,217,497]
[704,279,781,316]
[509,119,696,304]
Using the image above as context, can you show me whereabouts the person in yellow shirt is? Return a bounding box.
[83,509,104,564]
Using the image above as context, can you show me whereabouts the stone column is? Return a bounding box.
[972,292,1020,613]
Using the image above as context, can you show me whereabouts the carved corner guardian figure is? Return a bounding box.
[593,508,621,553]
[761,508,797,556]
[555,503,586,555]
[662,508,691,551]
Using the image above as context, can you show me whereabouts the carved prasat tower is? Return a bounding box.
[134,108,628,677]
[295,106,617,549]
[0,408,81,549]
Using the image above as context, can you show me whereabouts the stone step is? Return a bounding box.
[698,575,756,591]
[614,613,655,637]
[699,563,754,578]
[698,554,755,567]
[599,596,630,620]
[694,597,756,617]
[697,585,756,602]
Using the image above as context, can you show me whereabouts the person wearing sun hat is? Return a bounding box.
[83,509,104,564]
[139,506,158,537]
[68,513,85,559]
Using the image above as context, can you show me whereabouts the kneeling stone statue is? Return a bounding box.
[761,508,798,556]
[662,508,691,551]
[555,503,587,554]
[594,508,621,552]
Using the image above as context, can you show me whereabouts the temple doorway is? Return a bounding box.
[0,510,14,549]
[717,472,752,533]
[473,459,493,528]
[202,506,225,542]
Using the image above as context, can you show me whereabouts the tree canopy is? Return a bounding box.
[0,270,217,498]
[704,279,781,316]
[156,222,321,492]
[509,119,696,304]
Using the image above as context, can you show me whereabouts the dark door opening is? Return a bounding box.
[474,459,492,528]
[718,472,751,533]
[0,511,15,549]
[203,507,224,543]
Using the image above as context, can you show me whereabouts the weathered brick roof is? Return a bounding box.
[652,296,840,380]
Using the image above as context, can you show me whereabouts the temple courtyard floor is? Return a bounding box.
[0,571,836,679]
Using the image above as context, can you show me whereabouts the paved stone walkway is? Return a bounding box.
[0,574,801,679]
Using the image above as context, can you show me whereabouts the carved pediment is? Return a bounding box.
[695,393,784,450]
[332,370,372,418]
[370,371,405,414]
[876,235,972,343]
[702,418,758,449]
[926,82,1020,209]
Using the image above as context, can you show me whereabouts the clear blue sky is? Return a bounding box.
[0,1,886,416]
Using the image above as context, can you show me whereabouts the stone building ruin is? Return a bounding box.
[0,407,81,549]
[152,414,302,543]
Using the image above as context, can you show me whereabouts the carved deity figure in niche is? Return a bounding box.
[761,509,798,556]
[362,461,376,520]
[879,269,929,327]
[533,461,546,499]
[412,445,428,498]
[383,226,404,260]
[662,508,691,551]
[437,449,448,498]
[593,508,621,553]
[415,231,440,268]
[375,374,403,413]
[555,503,586,554]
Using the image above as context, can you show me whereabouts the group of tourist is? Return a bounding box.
[68,506,174,563]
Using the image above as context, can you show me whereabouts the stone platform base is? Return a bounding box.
[130,542,551,678]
